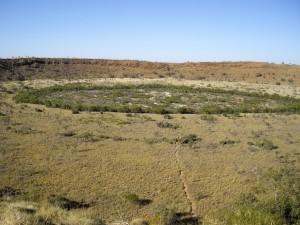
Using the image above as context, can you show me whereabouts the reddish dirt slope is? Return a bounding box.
[1,58,300,86]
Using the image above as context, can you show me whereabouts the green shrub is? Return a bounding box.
[179,134,201,145]
[263,168,300,224]
[177,107,194,114]
[124,193,152,206]
[154,107,171,114]
[157,121,179,129]
[124,193,141,205]
[201,105,224,114]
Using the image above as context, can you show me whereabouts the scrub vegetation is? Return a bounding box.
[14,83,300,114]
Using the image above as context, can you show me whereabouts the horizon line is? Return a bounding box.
[1,56,299,66]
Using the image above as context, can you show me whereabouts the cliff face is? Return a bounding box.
[1,58,300,86]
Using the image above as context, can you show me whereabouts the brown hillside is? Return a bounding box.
[1,58,300,86]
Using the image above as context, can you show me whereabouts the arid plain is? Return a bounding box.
[1,59,300,225]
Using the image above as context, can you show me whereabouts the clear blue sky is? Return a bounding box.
[1,0,299,63]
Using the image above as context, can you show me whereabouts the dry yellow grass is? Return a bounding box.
[0,79,300,224]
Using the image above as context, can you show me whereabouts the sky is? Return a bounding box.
[0,0,299,64]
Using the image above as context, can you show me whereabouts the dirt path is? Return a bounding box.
[174,145,197,215]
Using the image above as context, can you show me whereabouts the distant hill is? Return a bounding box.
[1,58,300,86]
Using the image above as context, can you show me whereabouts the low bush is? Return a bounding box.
[249,139,278,150]
[124,193,152,206]
[177,107,194,114]
[179,134,201,145]
[0,186,20,199]
[256,139,278,150]
[154,208,179,225]
[47,195,90,210]
[77,132,98,142]
[201,105,224,114]
[71,108,80,114]
[124,193,141,205]
[154,107,171,115]
[61,131,76,137]
[220,139,236,145]
[157,121,179,129]
[163,114,173,119]
[13,126,36,134]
